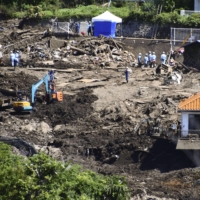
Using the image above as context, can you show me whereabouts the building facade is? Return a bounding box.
[178,93,200,138]
[195,0,200,11]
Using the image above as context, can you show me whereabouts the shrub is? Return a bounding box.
[0,142,130,200]
[26,6,43,19]
[0,5,16,18]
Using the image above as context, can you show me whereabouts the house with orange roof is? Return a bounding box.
[177,93,200,149]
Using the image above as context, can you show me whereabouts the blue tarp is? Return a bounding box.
[94,21,116,38]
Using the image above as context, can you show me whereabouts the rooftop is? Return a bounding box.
[178,93,200,111]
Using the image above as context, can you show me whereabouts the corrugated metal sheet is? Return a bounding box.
[178,93,200,111]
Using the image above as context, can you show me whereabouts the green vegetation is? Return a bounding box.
[0,142,130,200]
[0,0,199,27]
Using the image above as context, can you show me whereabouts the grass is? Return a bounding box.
[10,4,200,28]
[13,5,132,20]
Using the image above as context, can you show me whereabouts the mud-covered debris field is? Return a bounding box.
[0,19,200,199]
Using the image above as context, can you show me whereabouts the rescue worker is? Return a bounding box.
[138,53,142,67]
[91,23,94,36]
[50,81,56,93]
[160,52,166,64]
[14,50,20,66]
[148,51,152,66]
[17,93,23,101]
[87,21,92,36]
[75,22,80,34]
[169,58,175,66]
[10,51,15,68]
[125,67,131,83]
[48,69,55,81]
[170,50,176,60]
[144,53,148,67]
[150,52,156,68]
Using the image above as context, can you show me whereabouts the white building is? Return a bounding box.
[178,93,200,137]
[180,0,200,16]
[177,93,200,150]
[195,0,200,11]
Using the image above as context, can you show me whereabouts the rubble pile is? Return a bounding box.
[22,35,136,70]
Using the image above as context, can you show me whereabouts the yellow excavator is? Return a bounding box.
[13,73,63,112]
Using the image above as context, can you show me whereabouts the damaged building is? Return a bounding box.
[183,40,200,69]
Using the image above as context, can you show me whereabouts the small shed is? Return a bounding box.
[183,40,200,69]
[177,93,200,149]
[92,11,122,38]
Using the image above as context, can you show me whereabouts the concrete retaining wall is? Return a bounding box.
[21,19,170,39]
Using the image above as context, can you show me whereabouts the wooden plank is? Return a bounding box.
[28,68,86,72]
[77,79,101,83]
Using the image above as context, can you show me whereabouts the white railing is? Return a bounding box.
[52,22,70,33]
[170,27,200,49]
[180,10,200,16]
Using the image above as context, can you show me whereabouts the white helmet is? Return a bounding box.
[163,52,165,54]
[149,51,151,53]
[153,52,155,54]
[139,53,141,55]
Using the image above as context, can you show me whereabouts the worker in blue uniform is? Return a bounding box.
[10,51,15,68]
[160,52,167,64]
[125,67,130,83]
[150,52,156,68]
[144,53,148,67]
[48,69,54,81]
[148,51,152,66]
[48,69,55,92]
[75,22,80,34]
[14,51,20,66]
[87,22,92,36]
[138,53,142,67]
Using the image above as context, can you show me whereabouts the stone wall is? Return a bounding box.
[21,18,171,39]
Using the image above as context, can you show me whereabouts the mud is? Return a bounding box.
[32,89,98,126]
[0,19,200,199]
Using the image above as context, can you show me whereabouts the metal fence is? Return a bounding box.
[170,27,200,49]
[52,22,70,33]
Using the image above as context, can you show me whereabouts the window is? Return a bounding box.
[189,114,200,133]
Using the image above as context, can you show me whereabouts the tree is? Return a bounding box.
[154,0,194,12]
[0,142,130,200]
[0,143,29,200]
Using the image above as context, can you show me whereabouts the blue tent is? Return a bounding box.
[92,11,122,38]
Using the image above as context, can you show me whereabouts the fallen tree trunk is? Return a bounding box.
[70,45,89,55]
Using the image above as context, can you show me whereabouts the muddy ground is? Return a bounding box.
[0,19,200,200]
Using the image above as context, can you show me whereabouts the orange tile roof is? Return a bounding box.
[178,93,200,111]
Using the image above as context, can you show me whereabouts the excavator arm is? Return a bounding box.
[13,72,63,112]
[31,73,63,106]
[31,74,50,105]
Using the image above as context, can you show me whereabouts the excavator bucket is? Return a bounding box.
[176,139,200,150]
